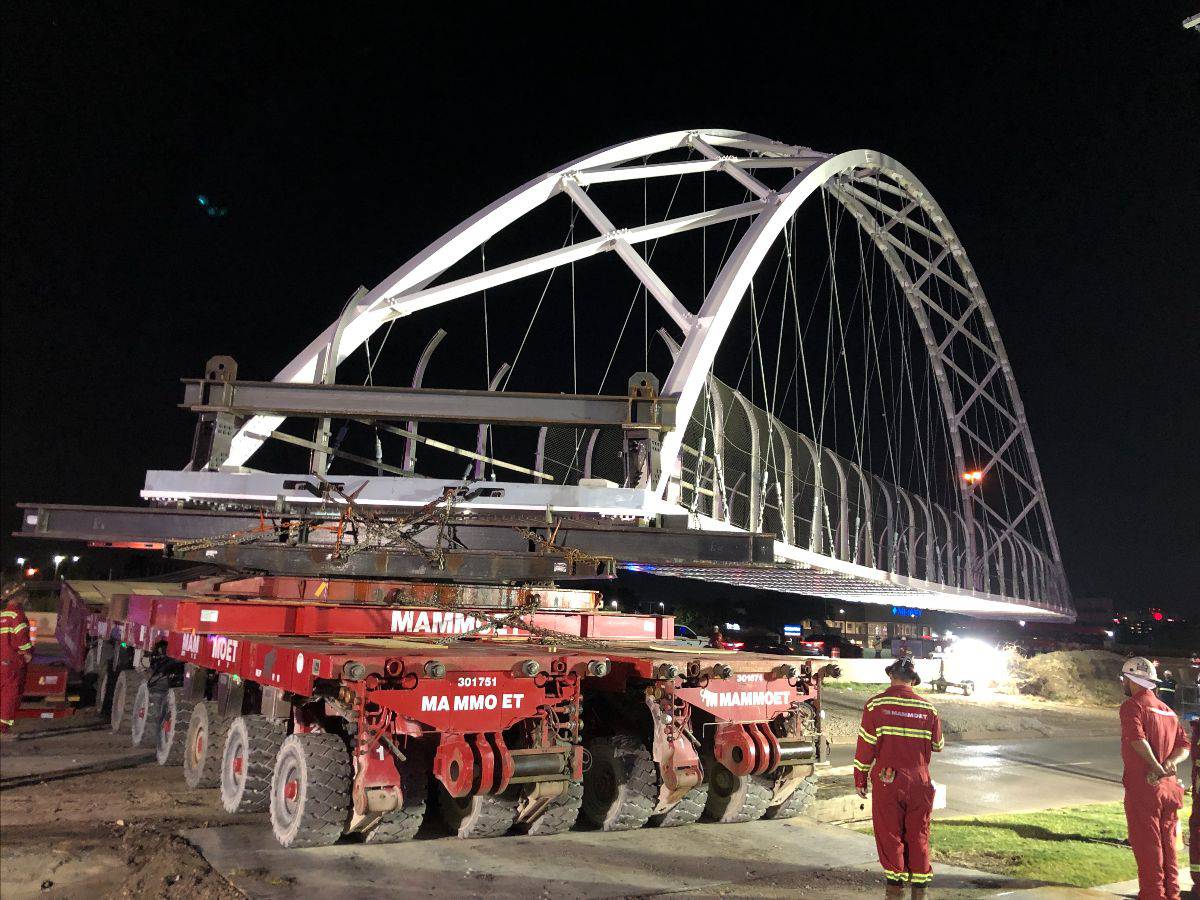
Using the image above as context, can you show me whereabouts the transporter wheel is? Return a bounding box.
[438,789,518,839]
[94,667,113,716]
[581,733,657,831]
[962,680,975,697]
[932,679,947,694]
[520,780,584,836]
[761,773,818,820]
[220,714,287,811]
[270,732,353,848]
[361,751,428,844]
[109,670,137,734]
[155,688,195,766]
[648,783,709,828]
[704,763,771,824]
[83,643,100,676]
[185,701,229,789]
[130,677,167,748]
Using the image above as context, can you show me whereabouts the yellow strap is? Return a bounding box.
[867,696,936,714]
[876,725,934,740]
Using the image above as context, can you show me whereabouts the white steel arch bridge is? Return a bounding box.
[136,130,1073,622]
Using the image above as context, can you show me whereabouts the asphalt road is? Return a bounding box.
[830,735,1165,817]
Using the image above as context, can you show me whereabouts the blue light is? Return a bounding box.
[891,605,922,619]
[621,563,657,573]
[782,625,804,636]
[197,194,209,206]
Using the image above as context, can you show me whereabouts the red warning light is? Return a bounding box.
[1152,611,1164,622]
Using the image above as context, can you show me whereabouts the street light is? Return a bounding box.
[53,554,66,577]
[15,557,25,567]
[71,555,80,563]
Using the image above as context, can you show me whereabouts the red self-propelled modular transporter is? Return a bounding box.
[60,575,837,847]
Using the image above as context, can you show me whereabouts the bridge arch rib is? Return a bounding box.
[655,147,1065,606]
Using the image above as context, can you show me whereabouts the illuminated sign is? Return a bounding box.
[891,606,922,619]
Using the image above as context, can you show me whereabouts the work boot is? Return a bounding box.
[911,886,928,900]
[884,882,905,899]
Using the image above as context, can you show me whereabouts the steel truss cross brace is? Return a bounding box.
[561,179,694,332]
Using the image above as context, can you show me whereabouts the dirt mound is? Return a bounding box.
[116,823,242,900]
[1009,650,1125,706]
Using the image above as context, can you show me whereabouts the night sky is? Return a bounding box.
[2,6,1197,613]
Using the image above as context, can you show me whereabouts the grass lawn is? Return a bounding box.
[825,681,881,694]
[857,801,1190,887]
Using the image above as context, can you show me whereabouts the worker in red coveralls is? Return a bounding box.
[1188,716,1200,899]
[1120,656,1191,900]
[854,657,943,898]
[1,596,34,732]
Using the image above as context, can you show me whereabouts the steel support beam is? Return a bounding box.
[182,379,676,430]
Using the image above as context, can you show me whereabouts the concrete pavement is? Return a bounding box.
[831,736,1129,817]
[183,818,1023,899]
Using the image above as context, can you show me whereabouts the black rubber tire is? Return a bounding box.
[155,688,196,766]
[704,763,772,824]
[83,643,100,676]
[270,732,352,848]
[438,789,518,839]
[130,677,166,748]
[94,667,113,716]
[963,681,975,697]
[521,780,584,836]
[184,701,228,789]
[361,750,428,844]
[648,783,709,827]
[581,734,657,831]
[761,773,818,820]
[109,670,136,733]
[220,714,287,812]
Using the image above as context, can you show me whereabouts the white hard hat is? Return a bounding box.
[1121,656,1160,690]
